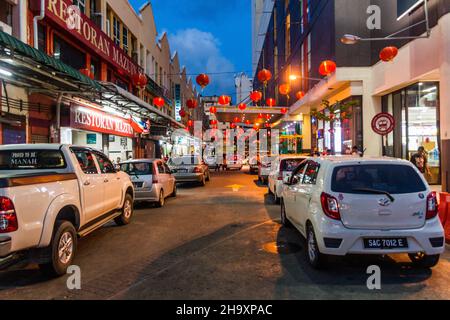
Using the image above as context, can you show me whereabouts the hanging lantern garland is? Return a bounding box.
[380,46,399,62]
[238,103,247,111]
[153,97,165,108]
[218,95,231,106]
[296,91,305,100]
[187,119,194,127]
[280,108,288,115]
[279,84,291,96]
[319,60,337,76]
[186,99,198,109]
[250,91,263,104]
[266,98,276,107]
[209,106,217,114]
[257,69,272,86]
[196,74,210,89]
[132,72,148,88]
[179,109,186,118]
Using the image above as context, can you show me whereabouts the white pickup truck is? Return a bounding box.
[0,144,134,276]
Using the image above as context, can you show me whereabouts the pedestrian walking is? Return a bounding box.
[411,146,431,177]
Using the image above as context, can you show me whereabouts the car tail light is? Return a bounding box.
[193,167,202,173]
[426,192,439,220]
[320,193,341,220]
[0,197,18,233]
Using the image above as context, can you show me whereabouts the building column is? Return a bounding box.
[439,14,450,191]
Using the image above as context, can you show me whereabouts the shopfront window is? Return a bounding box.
[73,0,86,14]
[382,82,440,185]
[53,35,86,70]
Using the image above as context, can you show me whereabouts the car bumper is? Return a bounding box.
[134,187,159,202]
[0,236,12,258]
[173,173,203,183]
[312,216,445,256]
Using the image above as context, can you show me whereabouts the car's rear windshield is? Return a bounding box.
[0,150,67,170]
[121,162,153,175]
[281,158,305,172]
[169,156,201,166]
[331,164,427,194]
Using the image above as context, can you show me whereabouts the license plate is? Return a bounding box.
[133,182,143,188]
[364,238,408,250]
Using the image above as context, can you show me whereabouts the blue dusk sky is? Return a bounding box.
[129,0,252,98]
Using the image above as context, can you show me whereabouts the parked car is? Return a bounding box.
[120,159,176,207]
[168,155,210,186]
[248,155,259,174]
[281,156,445,269]
[226,154,243,171]
[0,144,134,276]
[258,155,273,184]
[268,156,306,204]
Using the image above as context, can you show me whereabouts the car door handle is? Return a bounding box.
[83,181,91,186]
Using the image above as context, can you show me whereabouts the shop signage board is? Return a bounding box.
[45,0,142,77]
[70,105,134,138]
[371,113,396,136]
[175,84,182,122]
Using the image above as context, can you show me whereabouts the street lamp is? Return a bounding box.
[341,0,430,45]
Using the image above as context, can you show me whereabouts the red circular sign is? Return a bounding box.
[372,113,395,136]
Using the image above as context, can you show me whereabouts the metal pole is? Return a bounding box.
[56,93,63,143]
[424,0,431,36]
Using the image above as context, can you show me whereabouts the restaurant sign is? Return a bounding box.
[70,105,134,138]
[45,0,142,77]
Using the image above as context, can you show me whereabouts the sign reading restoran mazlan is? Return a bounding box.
[70,105,134,138]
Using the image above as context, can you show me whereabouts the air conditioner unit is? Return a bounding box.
[0,22,12,35]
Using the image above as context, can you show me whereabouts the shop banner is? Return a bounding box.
[44,0,142,77]
[70,105,134,138]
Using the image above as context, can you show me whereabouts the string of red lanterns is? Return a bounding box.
[257,69,272,86]
[319,60,337,76]
[266,98,276,107]
[196,74,210,89]
[153,97,165,108]
[238,103,247,111]
[186,99,198,109]
[218,95,231,105]
[209,106,217,114]
[380,46,399,62]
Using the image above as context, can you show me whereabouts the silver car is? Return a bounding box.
[168,155,211,186]
[120,159,176,207]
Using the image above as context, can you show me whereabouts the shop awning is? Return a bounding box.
[0,30,103,92]
[99,82,185,129]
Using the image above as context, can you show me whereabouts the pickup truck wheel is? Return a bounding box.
[408,253,440,268]
[114,194,134,226]
[39,221,77,277]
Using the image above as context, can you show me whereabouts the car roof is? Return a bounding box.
[120,159,160,164]
[0,144,64,150]
[307,155,412,165]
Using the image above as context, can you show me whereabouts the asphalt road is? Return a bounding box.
[0,169,449,300]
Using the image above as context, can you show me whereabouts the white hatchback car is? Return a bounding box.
[281,156,445,269]
[268,155,306,204]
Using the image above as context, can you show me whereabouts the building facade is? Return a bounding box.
[0,0,199,161]
[254,0,450,189]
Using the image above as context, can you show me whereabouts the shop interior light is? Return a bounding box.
[340,34,361,45]
[289,75,300,81]
[0,68,12,77]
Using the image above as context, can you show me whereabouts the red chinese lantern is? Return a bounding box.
[233,117,240,123]
[209,106,217,114]
[245,120,251,125]
[296,91,305,100]
[196,74,210,89]
[279,84,291,96]
[380,46,399,62]
[153,97,165,108]
[238,103,247,111]
[210,119,218,125]
[187,120,194,127]
[281,108,288,115]
[265,114,271,120]
[257,113,264,119]
[257,69,272,84]
[319,60,337,76]
[230,123,237,129]
[132,72,148,88]
[218,95,231,105]
[179,109,186,117]
[250,91,263,103]
[186,99,198,109]
[265,123,271,128]
[266,98,276,107]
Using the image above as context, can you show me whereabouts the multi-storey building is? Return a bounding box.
[254,0,450,190]
[0,0,200,160]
